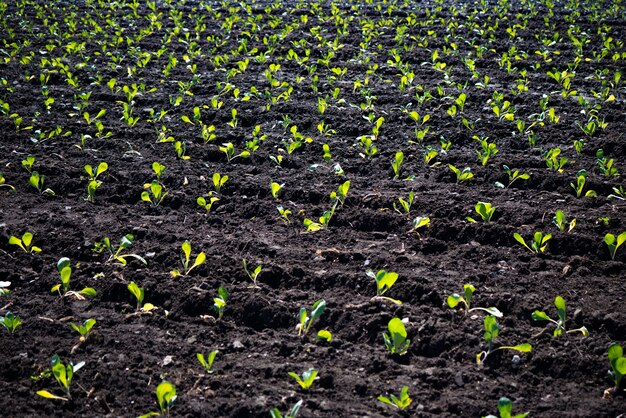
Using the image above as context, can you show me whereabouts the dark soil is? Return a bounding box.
[1,0,626,417]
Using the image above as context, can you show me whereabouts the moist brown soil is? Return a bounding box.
[1,0,626,417]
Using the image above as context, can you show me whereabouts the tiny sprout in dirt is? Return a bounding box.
[29,171,55,196]
[605,343,626,398]
[93,234,147,265]
[604,232,626,260]
[476,315,532,364]
[0,172,15,191]
[483,397,529,418]
[296,299,326,337]
[570,171,597,198]
[197,350,218,374]
[70,319,96,341]
[394,191,414,214]
[0,281,10,296]
[213,286,228,321]
[51,258,96,300]
[378,385,412,411]
[270,181,283,199]
[495,165,530,189]
[128,281,155,312]
[242,259,262,288]
[449,164,474,183]
[138,381,176,417]
[553,210,576,232]
[9,232,42,253]
[447,284,503,318]
[36,354,85,401]
[212,172,228,194]
[288,368,318,390]
[0,311,23,334]
[514,231,551,254]
[467,202,495,223]
[277,206,292,223]
[317,330,332,343]
[142,181,168,207]
[84,162,108,203]
[270,399,303,418]
[197,194,219,212]
[413,216,430,235]
[383,317,410,356]
[391,151,404,179]
[368,269,401,304]
[171,241,206,277]
[532,296,588,337]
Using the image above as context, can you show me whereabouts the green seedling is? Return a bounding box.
[0,281,10,296]
[447,284,503,318]
[0,311,23,334]
[378,386,412,411]
[84,162,108,181]
[368,269,401,304]
[608,185,626,200]
[495,165,530,189]
[544,148,567,172]
[383,317,410,356]
[317,330,332,343]
[331,180,350,206]
[70,319,96,341]
[197,350,218,374]
[36,354,85,401]
[413,216,430,235]
[197,194,220,212]
[552,209,575,232]
[128,281,155,312]
[483,397,529,418]
[22,155,35,173]
[139,381,177,418]
[0,173,15,191]
[212,172,228,194]
[322,143,331,161]
[570,172,597,197]
[513,232,552,254]
[277,206,292,224]
[29,171,55,196]
[476,315,532,364]
[596,149,619,177]
[448,164,474,183]
[391,151,404,179]
[393,191,414,214]
[288,368,318,390]
[270,400,303,418]
[8,232,42,253]
[171,241,206,277]
[606,343,626,396]
[93,234,147,266]
[51,258,96,300]
[152,162,166,181]
[296,299,326,337]
[142,181,168,207]
[532,296,588,337]
[242,259,262,288]
[213,286,228,321]
[476,137,499,166]
[270,182,283,199]
[219,142,250,163]
[86,179,102,203]
[467,202,495,223]
[604,232,626,260]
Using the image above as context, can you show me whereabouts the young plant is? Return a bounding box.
[553,210,576,232]
[93,235,147,265]
[128,281,155,312]
[213,286,228,321]
[270,182,283,199]
[476,315,532,364]
[197,194,220,212]
[138,381,177,418]
[0,311,23,334]
[467,202,495,223]
[242,259,262,288]
[0,281,10,296]
[29,171,55,196]
[85,162,108,203]
[219,142,249,163]
[447,284,503,317]
[8,232,42,253]
[368,269,401,304]
[296,299,326,337]
[277,205,292,224]
[0,173,15,191]
[142,181,168,207]
[391,151,404,179]
[36,355,85,401]
[495,165,530,189]
[378,386,412,411]
[604,232,626,260]
[383,317,410,356]
[448,164,474,183]
[570,171,597,198]
[70,319,96,341]
[532,296,588,337]
[212,172,228,194]
[393,191,414,214]
[544,148,567,172]
[412,216,431,235]
[484,397,529,418]
[51,258,96,300]
[476,136,499,166]
[288,368,318,391]
[596,149,619,177]
[513,232,552,254]
[197,350,218,374]
[171,241,206,277]
[606,343,626,397]
[270,400,303,418]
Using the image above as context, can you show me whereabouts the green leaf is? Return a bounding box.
[311,299,326,321]
[510,343,532,353]
[155,381,176,414]
[8,236,25,251]
[513,233,531,251]
[317,329,332,342]
[36,390,67,401]
[22,232,33,247]
[608,343,623,362]
[57,257,70,272]
[447,293,462,308]
[96,162,108,177]
[532,311,551,321]
[181,241,191,265]
[80,288,97,297]
[497,397,513,418]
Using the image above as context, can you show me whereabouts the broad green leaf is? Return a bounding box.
[447,294,462,308]
[317,329,332,342]
[96,162,108,177]
[8,236,25,251]
[156,381,176,413]
[616,357,626,375]
[181,241,192,264]
[22,232,33,247]
[531,311,551,321]
[388,317,407,338]
[141,191,151,202]
[80,287,97,297]
[497,397,513,418]
[513,233,530,250]
[311,299,326,321]
[608,343,623,362]
[190,252,206,271]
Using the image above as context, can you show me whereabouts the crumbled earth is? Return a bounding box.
[1,0,625,417]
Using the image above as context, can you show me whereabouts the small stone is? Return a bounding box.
[232,340,245,349]
[162,355,174,366]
